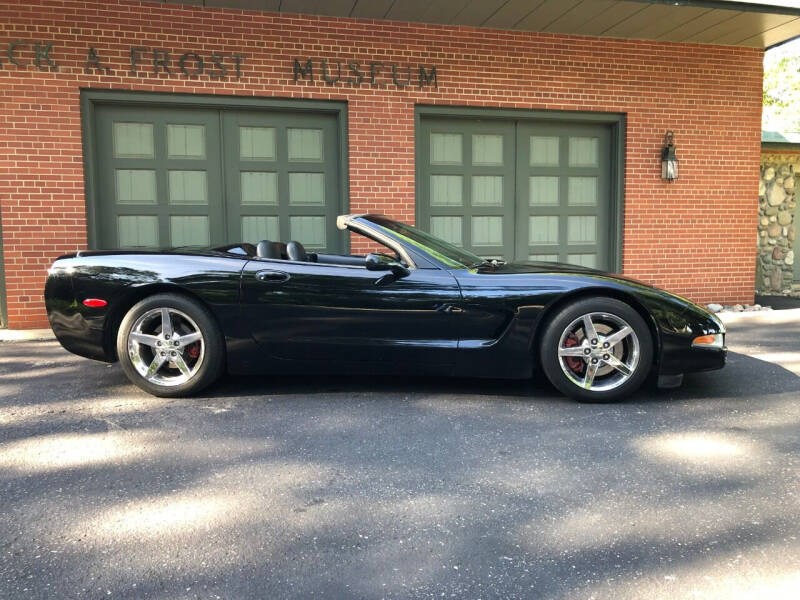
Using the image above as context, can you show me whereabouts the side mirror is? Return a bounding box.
[365,253,410,280]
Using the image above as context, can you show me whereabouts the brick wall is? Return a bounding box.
[0,0,764,328]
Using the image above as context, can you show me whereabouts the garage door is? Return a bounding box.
[419,117,614,270]
[93,105,342,252]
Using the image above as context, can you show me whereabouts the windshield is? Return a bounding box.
[364,216,485,269]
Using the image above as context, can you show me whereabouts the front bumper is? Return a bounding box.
[662,343,727,376]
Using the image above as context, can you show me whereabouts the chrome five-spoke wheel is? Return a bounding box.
[557,312,640,392]
[128,307,205,386]
[540,297,653,402]
[117,293,224,397]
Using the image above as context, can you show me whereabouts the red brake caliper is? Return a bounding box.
[186,342,201,359]
[564,333,583,373]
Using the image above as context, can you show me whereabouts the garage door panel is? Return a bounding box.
[112,122,154,159]
[95,106,225,250]
[420,119,515,256]
[222,110,341,253]
[517,121,612,269]
[94,104,341,252]
[420,116,614,269]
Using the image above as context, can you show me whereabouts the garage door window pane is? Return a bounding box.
[167,124,205,159]
[472,134,503,165]
[529,176,559,206]
[115,169,156,204]
[568,137,599,167]
[118,216,158,248]
[472,216,503,246]
[289,173,325,205]
[472,176,503,206]
[529,136,559,167]
[529,254,558,262]
[430,216,462,246]
[242,216,279,243]
[430,175,462,206]
[568,176,597,206]
[568,253,596,268]
[567,216,597,243]
[430,133,462,165]
[529,216,558,244]
[241,172,277,205]
[288,128,323,162]
[240,127,275,160]
[113,122,153,158]
[290,216,326,248]
[169,170,208,204]
[170,216,209,247]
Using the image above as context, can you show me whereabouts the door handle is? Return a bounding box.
[436,304,463,314]
[255,270,290,283]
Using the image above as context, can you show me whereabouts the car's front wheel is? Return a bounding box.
[539,297,653,402]
[116,293,224,397]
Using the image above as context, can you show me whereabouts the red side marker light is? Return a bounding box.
[82,298,108,308]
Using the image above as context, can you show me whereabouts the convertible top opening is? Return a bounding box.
[212,214,409,268]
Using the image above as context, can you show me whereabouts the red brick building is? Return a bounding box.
[1,0,799,329]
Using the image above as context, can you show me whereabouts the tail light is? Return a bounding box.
[82,298,108,308]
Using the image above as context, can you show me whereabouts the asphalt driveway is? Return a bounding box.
[1,311,799,599]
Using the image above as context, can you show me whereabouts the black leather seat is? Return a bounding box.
[286,241,308,262]
[256,240,286,259]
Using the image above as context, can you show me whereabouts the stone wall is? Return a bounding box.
[758,152,798,294]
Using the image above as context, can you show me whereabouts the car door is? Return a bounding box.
[239,259,464,369]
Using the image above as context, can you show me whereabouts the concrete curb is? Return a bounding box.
[718,307,800,325]
[0,328,57,342]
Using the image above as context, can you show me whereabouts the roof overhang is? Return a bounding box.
[160,0,800,49]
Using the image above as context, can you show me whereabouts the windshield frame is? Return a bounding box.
[359,215,486,270]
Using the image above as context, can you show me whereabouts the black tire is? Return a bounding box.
[539,297,653,402]
[116,293,225,397]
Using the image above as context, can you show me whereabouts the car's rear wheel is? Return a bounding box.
[539,297,653,402]
[116,293,224,397]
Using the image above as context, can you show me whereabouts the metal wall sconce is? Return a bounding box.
[661,131,679,182]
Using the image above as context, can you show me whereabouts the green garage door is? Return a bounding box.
[419,117,613,270]
[94,105,341,252]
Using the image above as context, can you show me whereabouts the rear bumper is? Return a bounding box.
[45,264,113,363]
[47,308,110,362]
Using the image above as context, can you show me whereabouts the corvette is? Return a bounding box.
[45,214,726,401]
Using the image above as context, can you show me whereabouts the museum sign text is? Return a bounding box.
[293,58,438,89]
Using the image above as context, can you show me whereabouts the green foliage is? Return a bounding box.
[763,42,800,132]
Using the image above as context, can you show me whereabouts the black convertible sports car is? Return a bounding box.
[45,214,726,401]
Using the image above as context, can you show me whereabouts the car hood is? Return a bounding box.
[477,260,634,280]
[474,261,724,333]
